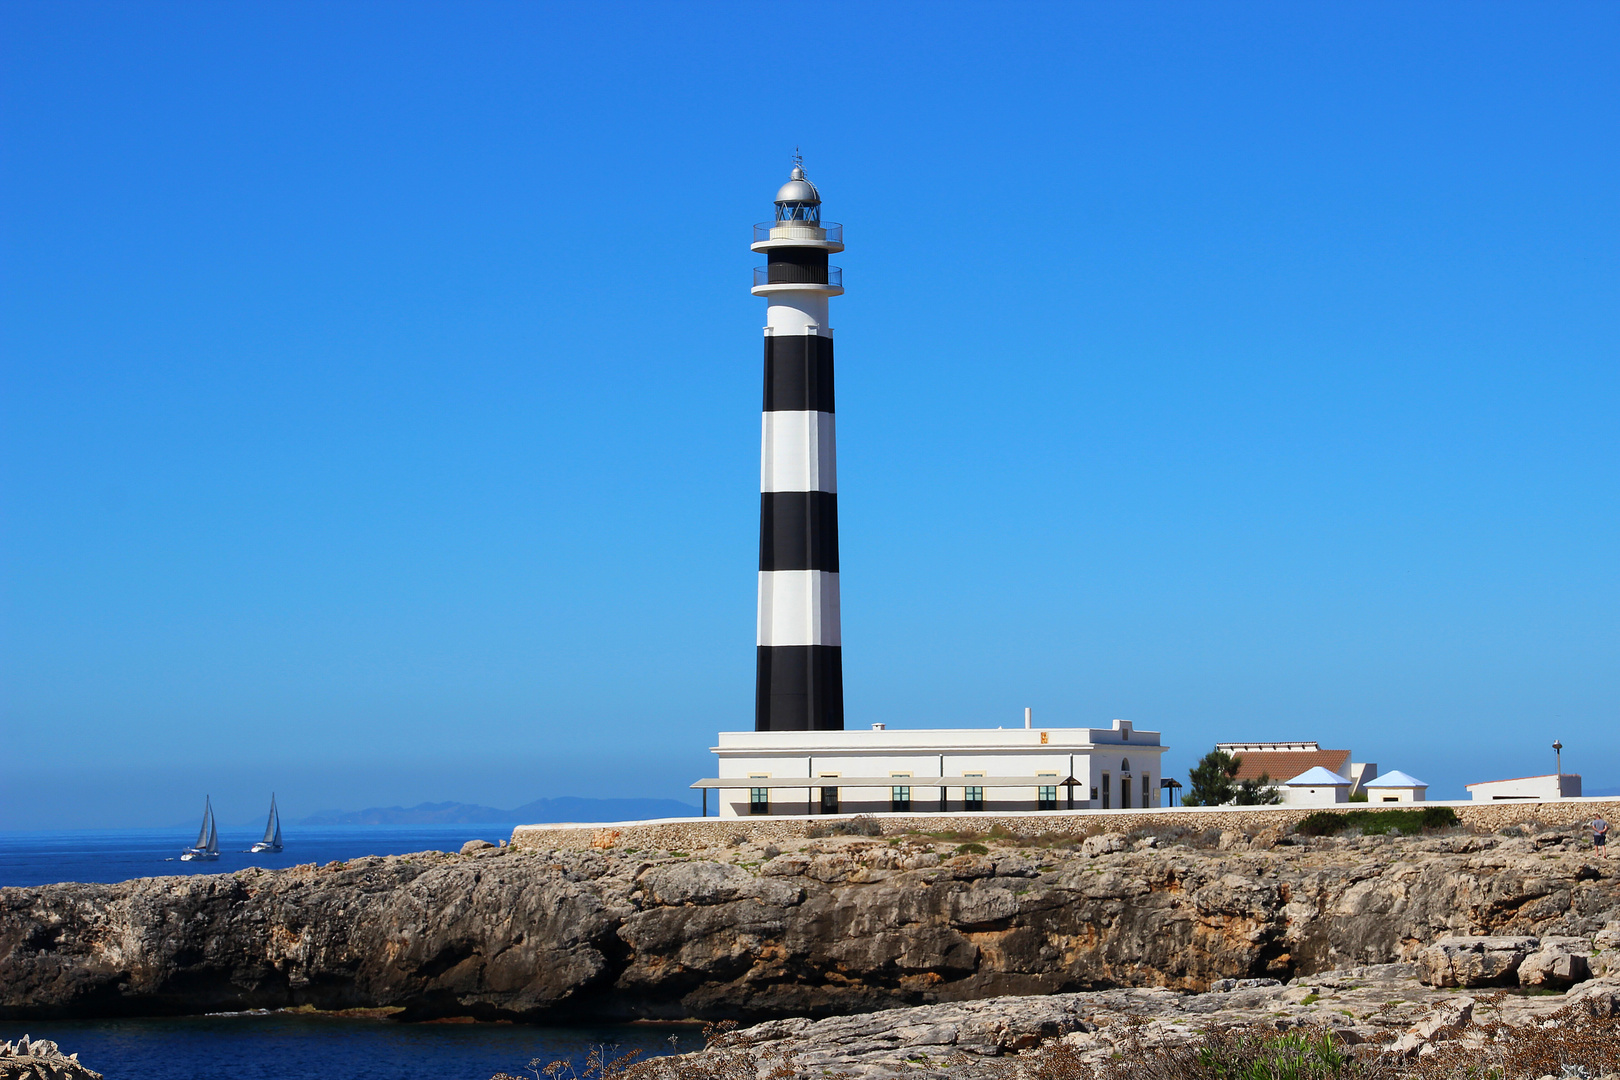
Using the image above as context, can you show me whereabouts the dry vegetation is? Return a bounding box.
[494,1002,1620,1080]
[1052,999,1620,1080]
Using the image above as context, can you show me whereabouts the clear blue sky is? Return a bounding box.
[2,2,1615,830]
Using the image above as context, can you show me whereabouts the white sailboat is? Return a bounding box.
[180,795,220,862]
[250,793,283,853]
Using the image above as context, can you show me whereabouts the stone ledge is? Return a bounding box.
[509,798,1620,852]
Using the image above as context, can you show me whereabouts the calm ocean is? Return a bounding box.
[0,823,525,889]
[0,825,691,1080]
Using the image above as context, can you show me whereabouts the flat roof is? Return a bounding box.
[693,775,1087,789]
[714,728,1166,753]
[1466,773,1580,788]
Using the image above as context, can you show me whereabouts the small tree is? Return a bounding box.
[1231,774,1282,805]
[1183,748,1240,806]
[1182,748,1281,806]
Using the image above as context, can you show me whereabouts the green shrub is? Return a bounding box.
[1294,806,1459,837]
[805,815,885,839]
[955,842,990,855]
[1195,1029,1348,1080]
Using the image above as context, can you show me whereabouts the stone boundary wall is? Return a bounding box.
[509,797,1620,853]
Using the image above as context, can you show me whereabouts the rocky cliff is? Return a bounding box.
[3,824,1616,1022]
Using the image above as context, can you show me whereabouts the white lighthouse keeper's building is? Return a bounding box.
[697,716,1168,818]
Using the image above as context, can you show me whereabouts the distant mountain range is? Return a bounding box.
[296,796,700,826]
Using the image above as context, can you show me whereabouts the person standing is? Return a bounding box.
[1593,814,1609,858]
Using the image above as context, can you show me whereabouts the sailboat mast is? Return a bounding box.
[195,796,212,849]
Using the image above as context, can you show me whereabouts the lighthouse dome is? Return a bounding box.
[775,165,821,206]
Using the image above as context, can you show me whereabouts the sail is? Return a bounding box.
[262,794,280,845]
[206,810,219,855]
[194,796,213,850]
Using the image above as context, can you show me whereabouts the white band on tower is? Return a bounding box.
[761,412,837,494]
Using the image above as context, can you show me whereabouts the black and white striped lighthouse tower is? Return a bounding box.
[752,159,845,732]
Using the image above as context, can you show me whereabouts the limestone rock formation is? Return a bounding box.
[1566,977,1620,1017]
[3,826,1618,1022]
[633,964,1611,1080]
[1417,935,1539,987]
[0,1036,101,1080]
[1415,934,1604,989]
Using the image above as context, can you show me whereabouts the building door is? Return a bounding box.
[1101,773,1110,809]
[1037,773,1058,811]
[819,779,839,815]
[963,772,984,812]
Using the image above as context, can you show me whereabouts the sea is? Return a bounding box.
[0,824,694,1080]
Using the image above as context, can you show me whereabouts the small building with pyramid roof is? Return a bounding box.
[1278,765,1352,806]
[1363,769,1428,803]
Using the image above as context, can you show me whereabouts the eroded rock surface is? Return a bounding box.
[3,826,1618,1022]
[644,965,1610,1079]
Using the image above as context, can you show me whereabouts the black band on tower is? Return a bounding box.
[766,247,830,285]
[759,491,839,571]
[764,335,835,413]
[756,645,845,731]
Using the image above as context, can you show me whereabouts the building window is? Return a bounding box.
[749,788,769,815]
[1142,774,1150,807]
[1101,773,1111,809]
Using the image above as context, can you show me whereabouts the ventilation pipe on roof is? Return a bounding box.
[1024,707,1032,730]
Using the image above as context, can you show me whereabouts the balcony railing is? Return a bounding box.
[754,265,842,288]
[753,221,843,245]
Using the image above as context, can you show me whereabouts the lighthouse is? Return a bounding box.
[752,161,845,732]
[682,162,1172,818]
